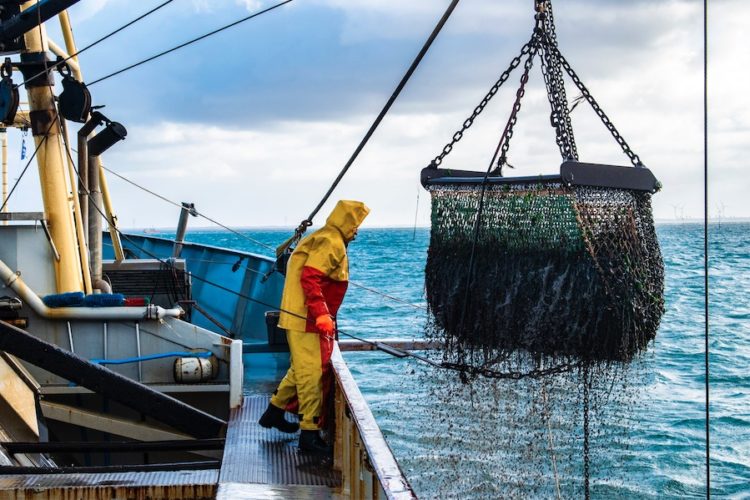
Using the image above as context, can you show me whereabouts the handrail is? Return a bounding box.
[331,343,416,499]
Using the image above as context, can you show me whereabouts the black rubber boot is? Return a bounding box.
[298,430,332,456]
[258,403,299,433]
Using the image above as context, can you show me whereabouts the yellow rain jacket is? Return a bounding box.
[271,200,369,430]
[278,200,370,333]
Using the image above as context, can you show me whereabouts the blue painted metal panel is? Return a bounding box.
[102,233,284,344]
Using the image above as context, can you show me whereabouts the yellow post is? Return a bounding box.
[60,119,92,294]
[22,1,83,292]
[98,163,124,261]
[59,9,124,262]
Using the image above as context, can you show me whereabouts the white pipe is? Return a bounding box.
[0,257,183,321]
[47,39,81,75]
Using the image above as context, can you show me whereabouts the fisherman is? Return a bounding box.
[259,200,370,455]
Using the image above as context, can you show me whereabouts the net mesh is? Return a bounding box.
[425,180,664,370]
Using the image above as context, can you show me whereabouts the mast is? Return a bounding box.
[20,0,83,293]
[59,9,124,265]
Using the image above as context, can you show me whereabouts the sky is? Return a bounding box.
[4,0,747,228]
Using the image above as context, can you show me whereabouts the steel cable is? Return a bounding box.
[100,164,426,310]
[295,0,462,233]
[100,164,274,252]
[703,0,711,496]
[16,0,175,89]
[88,0,293,86]
[0,116,58,212]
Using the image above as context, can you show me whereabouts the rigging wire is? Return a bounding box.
[96,205,570,379]
[412,186,420,241]
[100,164,274,252]
[0,117,58,212]
[703,0,711,496]
[16,0,175,89]
[63,137,510,376]
[100,164,426,310]
[87,0,293,87]
[293,0,461,234]
[84,185,572,379]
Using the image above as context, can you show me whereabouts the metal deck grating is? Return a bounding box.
[219,395,340,488]
[0,470,219,497]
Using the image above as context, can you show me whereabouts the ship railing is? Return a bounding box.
[331,343,416,500]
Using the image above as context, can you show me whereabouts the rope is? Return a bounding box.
[296,0,462,231]
[16,0,175,89]
[88,0,293,87]
[412,187,420,241]
[703,0,711,496]
[100,165,426,310]
[105,219,575,379]
[456,42,536,340]
[541,382,562,500]
[72,165,449,371]
[102,239,427,311]
[90,350,212,365]
[347,281,425,311]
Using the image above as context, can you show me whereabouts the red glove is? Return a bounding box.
[315,314,335,336]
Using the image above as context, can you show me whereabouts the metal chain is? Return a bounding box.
[430,39,535,168]
[541,0,578,160]
[440,359,580,380]
[495,45,538,173]
[548,43,644,167]
[540,46,578,159]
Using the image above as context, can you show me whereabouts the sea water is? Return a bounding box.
[181,223,748,498]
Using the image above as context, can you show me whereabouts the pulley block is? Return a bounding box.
[0,59,18,125]
[58,64,91,123]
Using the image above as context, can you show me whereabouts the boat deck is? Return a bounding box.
[217,395,341,499]
[0,469,219,498]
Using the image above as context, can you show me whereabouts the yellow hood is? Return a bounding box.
[325,200,370,241]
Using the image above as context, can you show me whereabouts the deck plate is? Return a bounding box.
[219,396,340,488]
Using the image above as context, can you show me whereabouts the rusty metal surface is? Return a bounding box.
[217,482,338,499]
[331,345,416,500]
[0,470,218,499]
[218,395,340,488]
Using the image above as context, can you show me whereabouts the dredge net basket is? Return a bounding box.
[425,179,664,373]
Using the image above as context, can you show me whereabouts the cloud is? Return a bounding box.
[71,0,111,23]
[6,0,748,228]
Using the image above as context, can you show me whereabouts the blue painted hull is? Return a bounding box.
[102,233,285,347]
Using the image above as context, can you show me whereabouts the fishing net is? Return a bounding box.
[412,1,665,495]
[420,180,663,496]
[425,180,664,369]
[411,355,652,498]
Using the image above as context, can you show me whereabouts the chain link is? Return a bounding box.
[548,43,644,167]
[430,39,535,168]
[495,46,538,174]
[537,1,578,160]
[541,1,578,160]
[440,359,580,380]
[430,0,642,170]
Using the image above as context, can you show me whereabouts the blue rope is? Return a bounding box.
[90,351,212,365]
